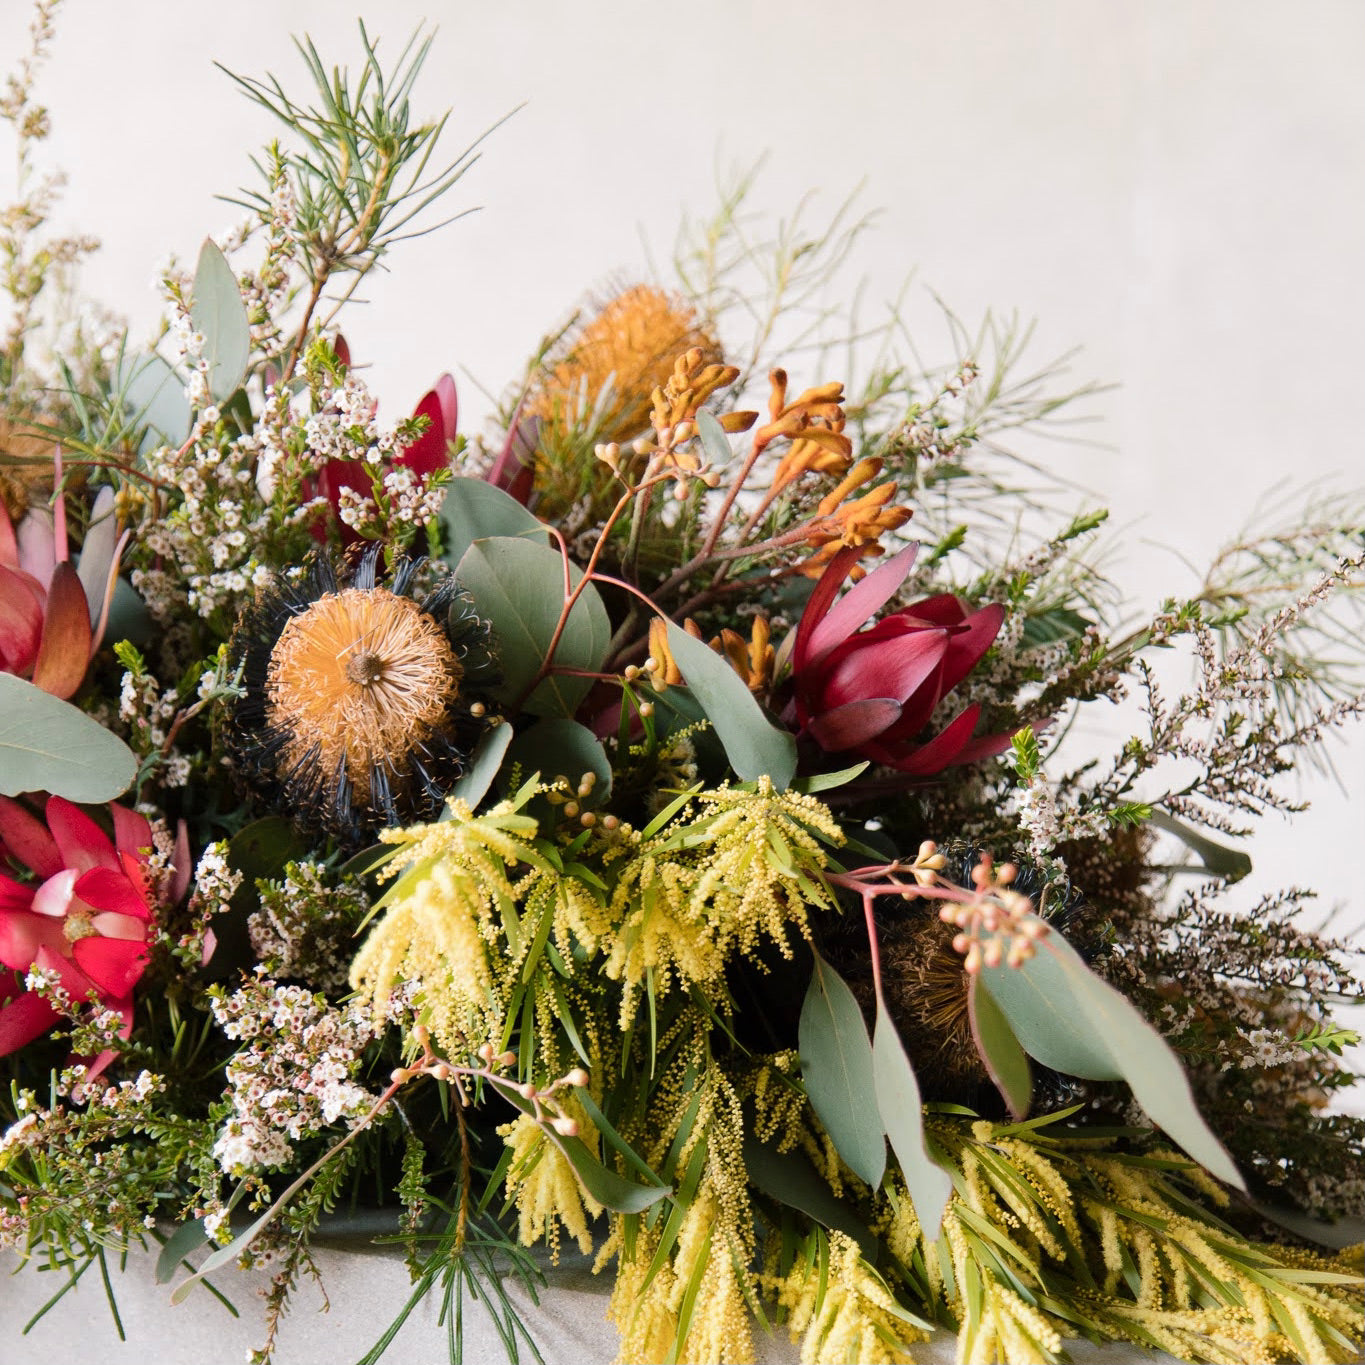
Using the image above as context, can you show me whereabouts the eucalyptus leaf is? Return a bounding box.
[694,407,733,467]
[1149,808,1253,882]
[742,1136,877,1258]
[981,927,1244,1188]
[442,720,513,814]
[455,536,610,718]
[872,998,953,1239]
[798,951,885,1188]
[665,621,797,789]
[117,350,191,451]
[155,1217,210,1284]
[0,674,137,801]
[968,976,1032,1121]
[189,238,251,402]
[506,718,612,804]
[437,476,549,571]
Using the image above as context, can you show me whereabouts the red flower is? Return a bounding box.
[314,373,459,544]
[787,543,1011,776]
[0,456,125,699]
[0,796,157,1072]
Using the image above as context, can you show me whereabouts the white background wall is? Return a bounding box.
[2,1,1362,946]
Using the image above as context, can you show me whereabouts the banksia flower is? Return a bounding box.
[528,285,722,445]
[525,286,727,523]
[224,548,497,848]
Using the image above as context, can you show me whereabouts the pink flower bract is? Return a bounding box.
[0,795,156,1072]
[788,542,1011,776]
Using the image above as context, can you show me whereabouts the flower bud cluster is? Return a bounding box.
[937,853,1047,973]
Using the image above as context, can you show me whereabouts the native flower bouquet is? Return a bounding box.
[2,12,1363,1365]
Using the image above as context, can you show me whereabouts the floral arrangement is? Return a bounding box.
[2,11,1363,1365]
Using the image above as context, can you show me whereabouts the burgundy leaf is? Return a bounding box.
[820,629,946,709]
[806,698,904,751]
[803,542,920,669]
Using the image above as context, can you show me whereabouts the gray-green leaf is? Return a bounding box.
[455,536,610,718]
[189,238,250,402]
[872,997,953,1239]
[506,718,611,803]
[1150,808,1253,882]
[665,621,797,789]
[799,951,885,1188]
[118,351,191,451]
[981,926,1243,1187]
[437,477,549,571]
[442,721,513,814]
[0,674,137,801]
[968,975,1032,1121]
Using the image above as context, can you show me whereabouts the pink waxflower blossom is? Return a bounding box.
[785,542,1012,776]
[0,796,157,1072]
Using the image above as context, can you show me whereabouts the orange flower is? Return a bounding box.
[799,458,913,576]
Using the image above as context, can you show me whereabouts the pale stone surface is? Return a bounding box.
[0,1243,1175,1365]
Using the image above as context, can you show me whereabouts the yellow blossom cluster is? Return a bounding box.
[498,1095,604,1259]
[601,780,844,1021]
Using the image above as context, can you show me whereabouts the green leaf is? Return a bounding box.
[1149,808,1253,882]
[436,477,549,571]
[506,717,612,803]
[117,351,191,452]
[455,536,610,718]
[872,998,953,1239]
[0,674,137,801]
[490,1077,669,1213]
[556,1132,672,1213]
[793,762,869,794]
[155,1217,209,1284]
[189,238,250,402]
[967,976,1032,1121]
[694,407,733,467]
[981,927,1244,1188]
[742,1136,878,1259]
[798,951,885,1188]
[665,621,797,789]
[442,720,513,814]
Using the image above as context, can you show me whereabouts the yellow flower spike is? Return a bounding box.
[498,1097,604,1260]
